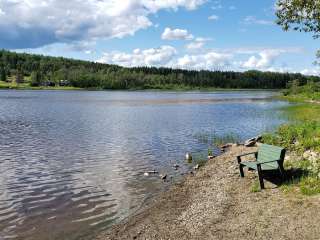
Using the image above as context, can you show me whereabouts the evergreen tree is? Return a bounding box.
[0,67,6,82]
[30,71,42,86]
[15,70,23,84]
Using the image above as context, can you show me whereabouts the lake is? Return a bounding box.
[0,90,289,239]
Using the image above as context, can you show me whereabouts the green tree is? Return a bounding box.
[30,71,42,86]
[276,0,320,61]
[0,67,6,82]
[15,70,24,84]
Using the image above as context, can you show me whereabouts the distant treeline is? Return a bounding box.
[0,49,319,89]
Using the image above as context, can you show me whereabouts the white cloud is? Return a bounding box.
[185,37,212,50]
[0,0,207,49]
[98,45,177,67]
[176,51,232,70]
[208,15,219,21]
[300,68,320,76]
[161,28,194,40]
[98,46,231,70]
[211,1,222,10]
[97,46,305,72]
[241,49,292,69]
[243,16,274,25]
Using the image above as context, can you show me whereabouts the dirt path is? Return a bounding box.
[97,146,320,240]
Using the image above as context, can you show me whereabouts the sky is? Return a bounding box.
[0,0,319,75]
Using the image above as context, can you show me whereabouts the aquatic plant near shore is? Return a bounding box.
[194,132,240,147]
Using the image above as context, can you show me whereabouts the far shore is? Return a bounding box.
[0,82,282,92]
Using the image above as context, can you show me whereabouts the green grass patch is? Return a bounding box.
[251,180,261,193]
[299,177,320,196]
[194,132,240,146]
[0,80,82,90]
[263,86,320,196]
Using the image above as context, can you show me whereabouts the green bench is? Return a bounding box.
[236,144,286,189]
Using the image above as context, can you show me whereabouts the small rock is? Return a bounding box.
[303,150,312,159]
[247,137,256,142]
[255,135,262,142]
[244,140,256,147]
[221,143,233,149]
[208,155,215,160]
[160,174,167,180]
[144,170,158,176]
[185,153,192,161]
[173,164,179,170]
[194,164,200,170]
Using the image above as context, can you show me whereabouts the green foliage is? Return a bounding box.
[300,177,320,196]
[208,148,213,156]
[264,93,320,196]
[0,66,6,82]
[276,0,320,61]
[283,81,320,100]
[263,121,320,153]
[195,132,239,146]
[30,71,43,87]
[276,0,320,38]
[250,180,261,193]
[0,49,319,90]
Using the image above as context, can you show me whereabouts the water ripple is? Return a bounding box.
[0,90,289,239]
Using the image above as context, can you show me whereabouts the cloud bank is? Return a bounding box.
[0,0,206,49]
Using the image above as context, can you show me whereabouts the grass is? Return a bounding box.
[251,180,261,193]
[262,96,320,195]
[299,177,320,196]
[0,80,81,90]
[194,132,240,146]
[282,81,320,101]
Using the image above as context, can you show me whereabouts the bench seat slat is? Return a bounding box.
[241,161,278,171]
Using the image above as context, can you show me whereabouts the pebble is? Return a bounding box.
[160,174,167,180]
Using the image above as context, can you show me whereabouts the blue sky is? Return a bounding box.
[0,0,318,75]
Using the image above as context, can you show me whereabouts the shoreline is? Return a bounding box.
[96,95,320,240]
[96,145,320,240]
[0,82,282,92]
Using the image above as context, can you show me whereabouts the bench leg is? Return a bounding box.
[257,164,264,189]
[279,166,286,182]
[239,164,244,177]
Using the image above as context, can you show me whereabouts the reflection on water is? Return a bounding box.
[0,90,288,239]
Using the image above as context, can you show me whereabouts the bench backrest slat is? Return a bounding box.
[257,144,286,168]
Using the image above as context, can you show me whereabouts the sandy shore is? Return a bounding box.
[97,146,320,240]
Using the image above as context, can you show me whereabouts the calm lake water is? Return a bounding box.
[0,90,289,239]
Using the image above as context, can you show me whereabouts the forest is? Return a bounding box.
[0,49,319,90]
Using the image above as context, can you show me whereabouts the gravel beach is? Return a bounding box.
[97,146,320,240]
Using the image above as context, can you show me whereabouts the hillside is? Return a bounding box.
[0,50,319,90]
